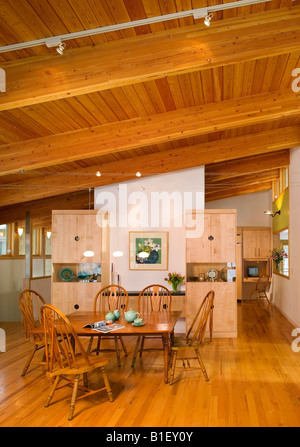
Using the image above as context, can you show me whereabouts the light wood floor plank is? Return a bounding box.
[0,302,300,427]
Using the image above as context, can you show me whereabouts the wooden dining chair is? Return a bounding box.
[168,290,214,385]
[18,289,46,376]
[248,274,271,305]
[131,284,172,368]
[42,304,113,421]
[87,285,129,367]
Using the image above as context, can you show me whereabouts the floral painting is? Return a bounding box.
[129,232,168,270]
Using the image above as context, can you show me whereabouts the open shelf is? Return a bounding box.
[53,263,102,283]
[186,262,236,283]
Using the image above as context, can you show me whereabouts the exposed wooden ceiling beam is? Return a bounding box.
[205,169,280,194]
[205,150,290,182]
[205,182,273,202]
[0,130,293,207]
[0,190,92,224]
[0,91,299,176]
[0,7,299,111]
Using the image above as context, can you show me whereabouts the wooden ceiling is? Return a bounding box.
[0,0,299,225]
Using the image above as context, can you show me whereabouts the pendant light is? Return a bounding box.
[83,188,95,258]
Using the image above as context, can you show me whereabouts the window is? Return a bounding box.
[273,228,289,278]
[0,224,7,255]
[0,224,13,256]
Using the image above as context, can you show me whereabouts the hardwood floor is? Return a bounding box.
[0,301,300,427]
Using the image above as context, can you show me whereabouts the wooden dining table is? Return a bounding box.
[31,310,182,384]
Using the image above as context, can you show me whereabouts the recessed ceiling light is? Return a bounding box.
[136,172,142,177]
[96,171,101,177]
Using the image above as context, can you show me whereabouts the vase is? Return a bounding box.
[172,283,178,292]
[275,262,280,272]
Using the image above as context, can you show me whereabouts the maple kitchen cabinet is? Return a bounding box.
[242,227,271,259]
[51,210,109,315]
[186,210,237,338]
[241,227,272,288]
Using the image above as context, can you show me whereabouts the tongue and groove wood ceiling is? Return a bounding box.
[0,0,299,224]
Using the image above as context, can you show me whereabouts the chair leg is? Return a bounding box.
[169,350,178,386]
[69,374,80,421]
[131,336,141,367]
[83,372,88,388]
[100,366,113,402]
[21,344,38,376]
[45,375,60,407]
[248,290,256,302]
[195,348,209,382]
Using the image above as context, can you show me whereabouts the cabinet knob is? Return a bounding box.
[208,235,214,241]
[74,236,80,241]
[74,304,79,310]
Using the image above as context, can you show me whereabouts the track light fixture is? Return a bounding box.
[0,0,274,54]
[204,13,213,26]
[264,210,281,217]
[56,42,66,55]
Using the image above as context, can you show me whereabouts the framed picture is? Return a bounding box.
[129,232,168,270]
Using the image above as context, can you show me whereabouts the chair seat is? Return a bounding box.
[47,354,110,378]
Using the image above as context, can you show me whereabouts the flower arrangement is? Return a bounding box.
[269,248,287,271]
[164,272,185,292]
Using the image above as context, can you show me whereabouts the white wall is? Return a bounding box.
[205,190,273,227]
[94,167,204,291]
[0,259,24,321]
[272,147,300,327]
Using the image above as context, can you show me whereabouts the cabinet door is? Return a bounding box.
[256,229,271,258]
[185,283,211,331]
[186,213,211,262]
[210,213,236,262]
[212,283,237,336]
[185,282,237,338]
[52,282,99,315]
[243,228,271,259]
[52,213,102,263]
[242,229,257,258]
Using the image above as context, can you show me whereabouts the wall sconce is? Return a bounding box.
[17,228,24,236]
[264,210,281,217]
[46,231,51,239]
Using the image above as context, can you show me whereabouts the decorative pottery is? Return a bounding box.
[113,309,120,320]
[105,311,116,322]
[125,309,139,323]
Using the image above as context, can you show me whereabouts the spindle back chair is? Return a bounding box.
[42,304,113,421]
